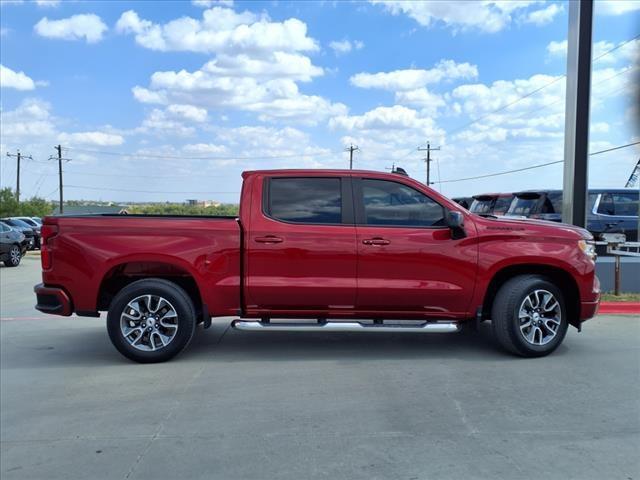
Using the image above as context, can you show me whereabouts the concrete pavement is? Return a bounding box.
[1,254,639,479]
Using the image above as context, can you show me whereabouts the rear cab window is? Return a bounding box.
[266,177,343,224]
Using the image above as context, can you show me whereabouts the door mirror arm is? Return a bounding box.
[446,210,466,239]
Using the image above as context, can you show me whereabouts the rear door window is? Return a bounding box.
[267,177,342,224]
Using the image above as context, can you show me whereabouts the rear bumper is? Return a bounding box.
[34,283,73,316]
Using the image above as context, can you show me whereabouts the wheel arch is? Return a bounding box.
[97,260,204,318]
[482,263,581,328]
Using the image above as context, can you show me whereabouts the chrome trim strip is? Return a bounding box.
[232,320,461,334]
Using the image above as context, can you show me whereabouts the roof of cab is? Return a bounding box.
[242,169,405,179]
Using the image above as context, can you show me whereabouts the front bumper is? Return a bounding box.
[34,284,73,316]
[580,275,601,321]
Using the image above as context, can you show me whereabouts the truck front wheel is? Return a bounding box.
[491,275,568,357]
[107,279,196,363]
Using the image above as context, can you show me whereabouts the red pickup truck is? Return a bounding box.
[34,169,600,363]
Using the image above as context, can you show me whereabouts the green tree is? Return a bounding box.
[0,188,54,217]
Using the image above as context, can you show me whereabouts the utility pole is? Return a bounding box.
[345,144,359,170]
[6,149,32,203]
[50,145,70,214]
[418,142,440,186]
[562,0,593,228]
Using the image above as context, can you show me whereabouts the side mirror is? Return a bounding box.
[446,210,466,239]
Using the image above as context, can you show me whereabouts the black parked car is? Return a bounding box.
[506,188,639,243]
[452,196,473,209]
[0,221,26,267]
[0,218,37,250]
[12,216,42,248]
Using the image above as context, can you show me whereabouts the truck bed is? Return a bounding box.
[41,214,242,317]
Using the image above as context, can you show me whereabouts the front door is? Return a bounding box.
[245,175,357,313]
[353,177,478,318]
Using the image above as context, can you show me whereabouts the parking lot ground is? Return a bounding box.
[1,255,639,480]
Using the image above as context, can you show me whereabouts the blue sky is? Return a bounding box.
[1,0,639,203]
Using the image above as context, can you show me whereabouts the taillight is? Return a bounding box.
[41,224,58,270]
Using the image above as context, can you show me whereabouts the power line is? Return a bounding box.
[65,147,338,161]
[64,185,240,195]
[438,141,640,184]
[590,141,640,156]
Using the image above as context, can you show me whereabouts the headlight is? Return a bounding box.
[578,240,597,260]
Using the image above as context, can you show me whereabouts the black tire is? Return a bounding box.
[4,245,21,267]
[491,275,568,357]
[107,278,197,363]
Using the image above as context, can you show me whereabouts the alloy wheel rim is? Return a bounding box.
[518,289,561,346]
[10,246,20,264]
[120,294,178,351]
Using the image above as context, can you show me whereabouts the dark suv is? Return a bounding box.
[469,193,514,216]
[506,189,639,242]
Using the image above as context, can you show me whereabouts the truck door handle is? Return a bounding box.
[255,235,283,244]
[362,238,390,246]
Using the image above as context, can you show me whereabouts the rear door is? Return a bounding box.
[245,175,357,312]
[353,177,477,317]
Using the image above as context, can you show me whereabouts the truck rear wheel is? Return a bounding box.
[107,279,196,363]
[491,275,568,357]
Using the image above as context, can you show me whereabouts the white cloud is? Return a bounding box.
[596,0,640,15]
[35,0,61,7]
[395,88,446,114]
[192,0,234,7]
[369,0,546,33]
[591,121,610,134]
[58,131,125,146]
[546,39,567,57]
[137,108,197,137]
[116,7,318,54]
[330,105,443,135]
[166,104,208,122]
[34,14,108,43]
[182,142,229,154]
[351,60,478,91]
[0,64,36,90]
[329,39,364,55]
[119,7,339,124]
[0,98,56,139]
[524,3,562,26]
[133,55,341,124]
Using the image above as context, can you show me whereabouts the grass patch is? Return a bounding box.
[601,293,640,302]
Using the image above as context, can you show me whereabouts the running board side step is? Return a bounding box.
[231,320,461,334]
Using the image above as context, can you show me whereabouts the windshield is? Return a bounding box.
[3,219,30,228]
[470,199,494,214]
[508,197,539,216]
[17,218,38,227]
[492,196,512,215]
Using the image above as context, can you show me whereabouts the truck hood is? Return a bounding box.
[473,214,593,240]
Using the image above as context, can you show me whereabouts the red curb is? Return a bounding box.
[598,302,640,315]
